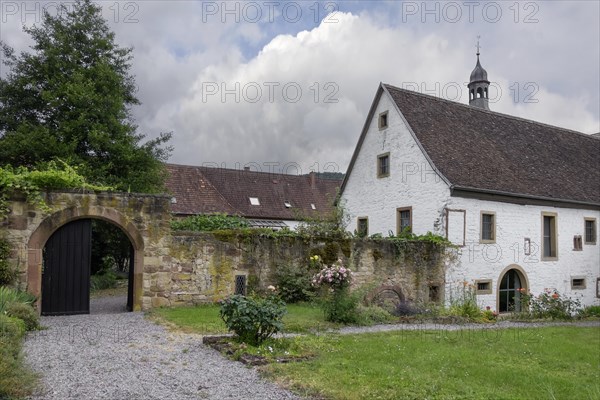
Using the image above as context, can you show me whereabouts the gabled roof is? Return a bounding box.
[340,83,600,207]
[166,164,341,219]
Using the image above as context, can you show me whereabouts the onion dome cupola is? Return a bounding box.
[468,37,490,110]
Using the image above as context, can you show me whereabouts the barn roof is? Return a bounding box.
[166,164,341,219]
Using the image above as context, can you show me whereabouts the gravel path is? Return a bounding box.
[24,297,299,400]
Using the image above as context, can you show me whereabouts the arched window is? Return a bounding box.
[477,87,483,99]
[484,87,488,99]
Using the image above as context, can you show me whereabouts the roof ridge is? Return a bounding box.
[382,83,598,140]
[167,163,320,179]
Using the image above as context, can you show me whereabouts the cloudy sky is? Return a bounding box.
[2,1,599,175]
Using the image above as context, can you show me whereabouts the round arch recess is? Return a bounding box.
[496,264,529,313]
[27,206,145,313]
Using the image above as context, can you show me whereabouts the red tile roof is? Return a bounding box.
[166,164,341,219]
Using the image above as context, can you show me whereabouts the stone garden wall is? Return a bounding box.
[2,191,449,311]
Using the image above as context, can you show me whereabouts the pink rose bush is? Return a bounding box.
[312,259,353,290]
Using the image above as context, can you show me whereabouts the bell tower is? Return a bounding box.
[468,37,490,110]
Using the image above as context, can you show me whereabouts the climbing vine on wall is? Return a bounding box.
[0,160,113,219]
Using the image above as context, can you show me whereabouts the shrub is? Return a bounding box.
[312,258,358,323]
[274,263,316,303]
[0,286,36,314]
[519,289,582,320]
[6,302,40,331]
[90,271,117,291]
[444,282,482,320]
[171,213,249,231]
[393,301,423,317]
[357,304,394,325]
[0,238,16,285]
[0,314,26,343]
[579,305,600,318]
[220,294,286,346]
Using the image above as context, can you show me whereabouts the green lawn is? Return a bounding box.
[264,326,600,400]
[149,302,340,334]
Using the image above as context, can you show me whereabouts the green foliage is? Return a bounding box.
[219,294,287,346]
[91,220,131,275]
[517,289,582,320]
[6,302,40,331]
[0,161,113,218]
[171,213,250,231]
[0,0,171,193]
[274,263,317,303]
[0,238,16,285]
[90,271,118,291]
[444,282,482,320]
[388,230,453,246]
[0,314,37,398]
[579,305,600,318]
[0,286,36,314]
[320,287,360,324]
[295,202,350,239]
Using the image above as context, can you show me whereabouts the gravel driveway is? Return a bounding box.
[24,296,299,400]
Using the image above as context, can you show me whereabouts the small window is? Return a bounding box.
[475,279,492,295]
[480,212,496,243]
[584,218,597,244]
[284,201,292,208]
[573,235,583,251]
[357,217,368,238]
[249,197,260,206]
[377,153,390,178]
[571,277,586,290]
[310,203,316,210]
[542,212,558,260]
[596,278,600,298]
[234,275,247,295]
[397,207,412,234]
[429,285,440,302]
[378,111,389,130]
[524,238,531,255]
[170,197,177,204]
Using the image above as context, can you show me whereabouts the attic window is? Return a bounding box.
[284,201,292,208]
[249,197,260,206]
[170,197,177,204]
[378,111,389,130]
[311,203,316,210]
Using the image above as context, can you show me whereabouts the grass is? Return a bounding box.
[263,326,600,400]
[149,302,341,335]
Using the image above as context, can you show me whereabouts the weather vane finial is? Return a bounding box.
[476,35,481,56]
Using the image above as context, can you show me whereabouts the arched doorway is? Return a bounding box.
[497,265,528,313]
[27,206,145,314]
[40,219,135,315]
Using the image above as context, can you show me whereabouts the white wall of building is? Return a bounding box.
[341,89,600,310]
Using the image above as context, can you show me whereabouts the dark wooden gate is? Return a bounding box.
[42,219,92,315]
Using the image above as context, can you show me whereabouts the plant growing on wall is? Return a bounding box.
[170,213,249,231]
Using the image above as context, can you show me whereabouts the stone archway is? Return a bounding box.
[366,285,406,313]
[27,205,145,313]
[496,264,529,313]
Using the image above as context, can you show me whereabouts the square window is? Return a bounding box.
[357,217,368,238]
[475,279,492,295]
[542,212,558,260]
[571,277,586,290]
[397,207,412,234]
[480,212,496,243]
[377,153,390,178]
[584,218,597,244]
[378,111,389,130]
[249,197,260,206]
[284,201,292,208]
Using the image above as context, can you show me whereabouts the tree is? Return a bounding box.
[0,0,171,193]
